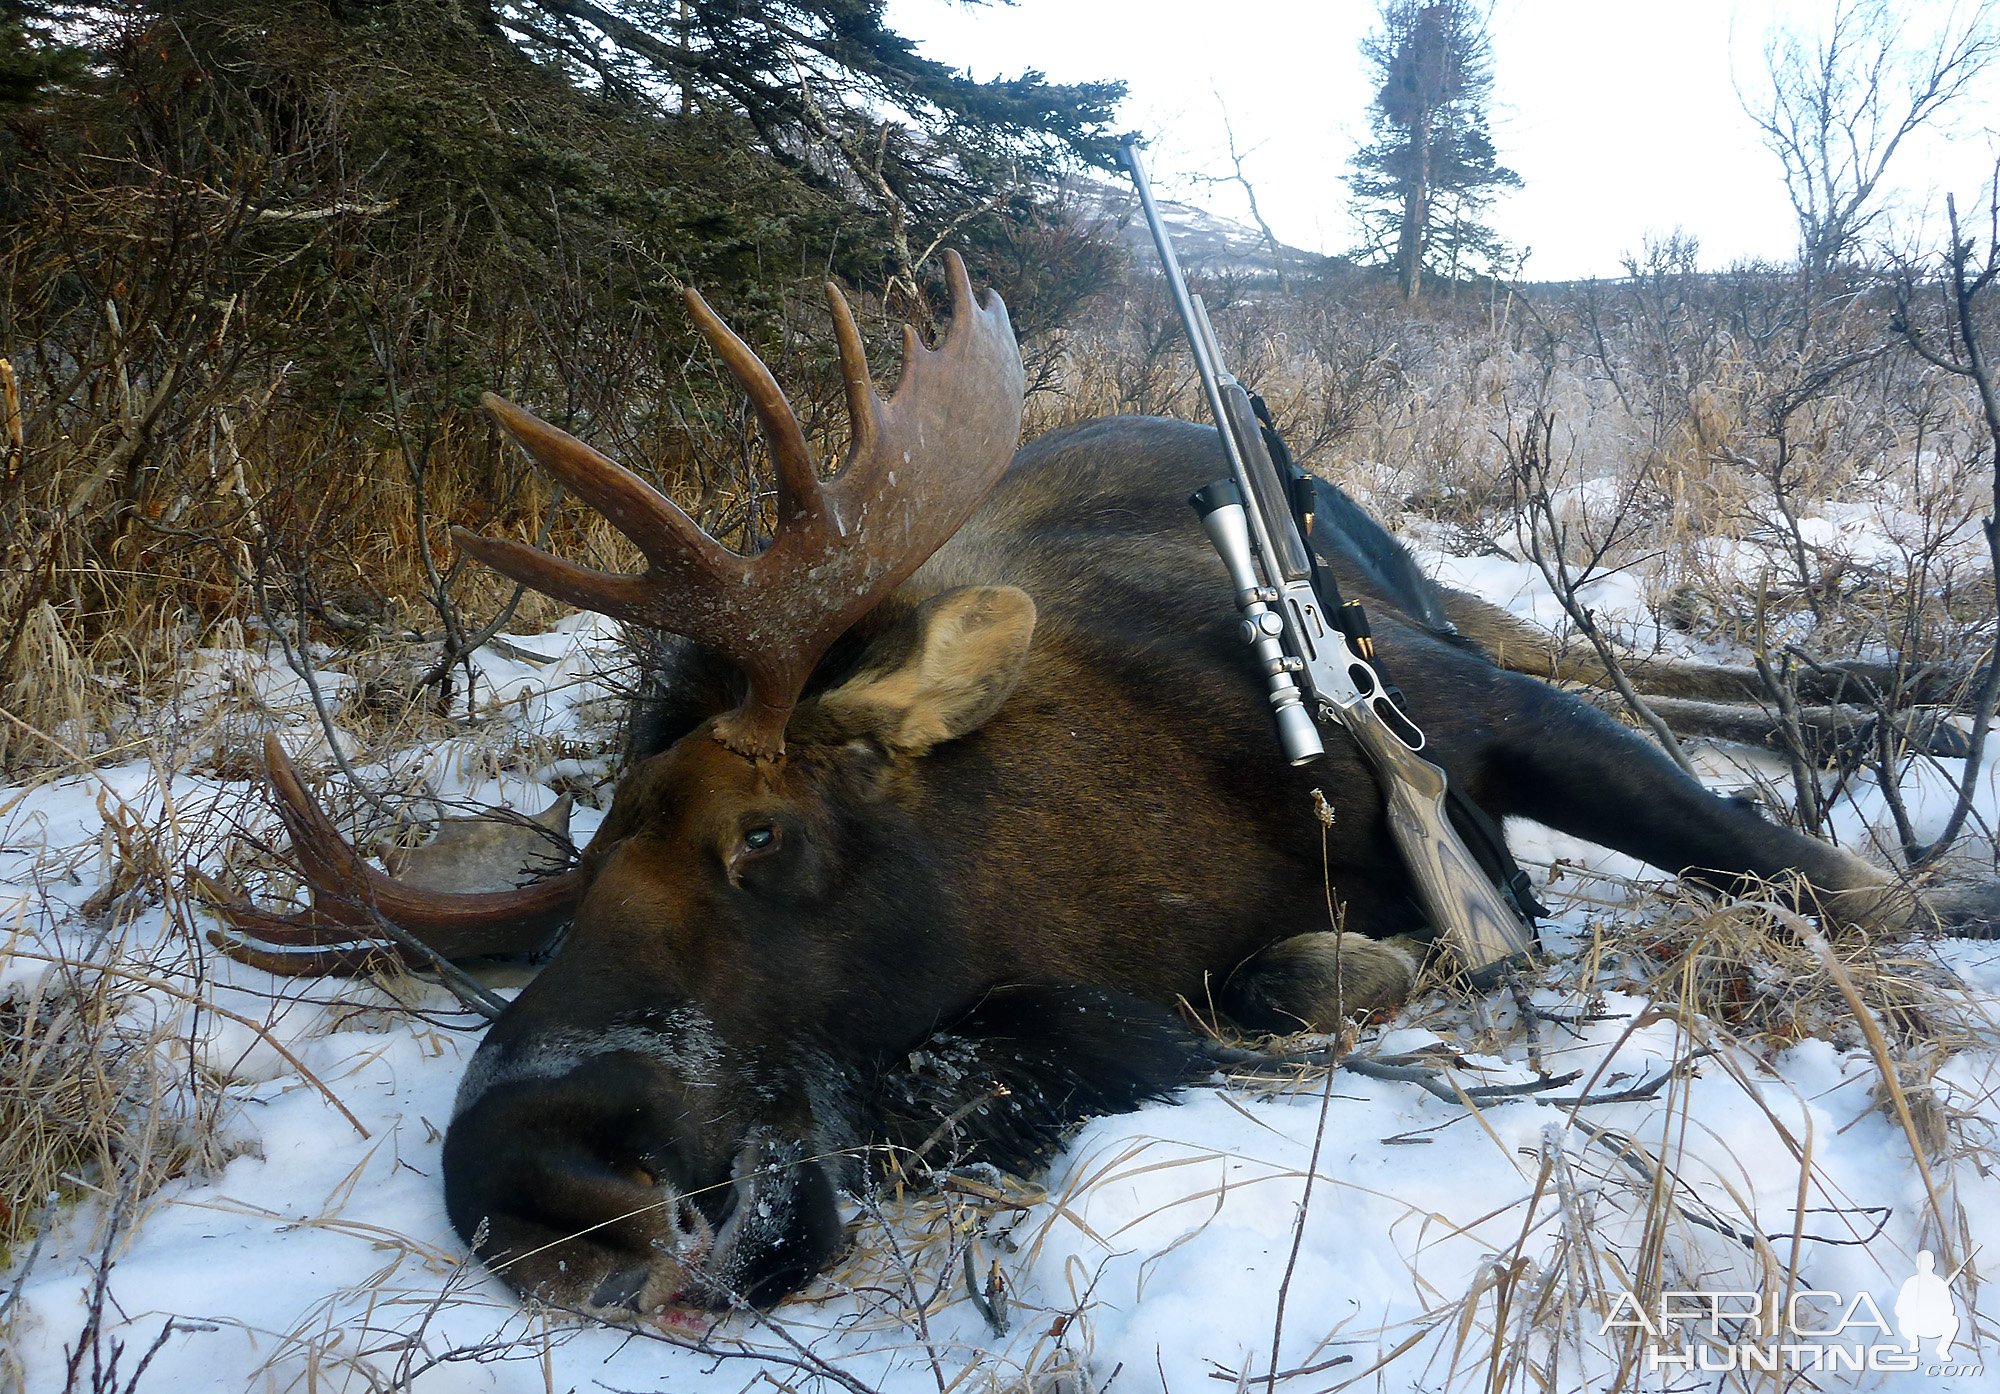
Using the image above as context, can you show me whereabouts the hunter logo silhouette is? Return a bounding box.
[1894,1250,1959,1360]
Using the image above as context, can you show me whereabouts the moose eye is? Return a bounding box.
[727,817,824,901]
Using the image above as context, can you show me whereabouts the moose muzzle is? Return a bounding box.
[443,1000,851,1314]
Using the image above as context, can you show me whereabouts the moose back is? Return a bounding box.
[215,255,1988,1315]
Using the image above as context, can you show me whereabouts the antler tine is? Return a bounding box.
[473,394,759,635]
[939,249,979,348]
[682,288,826,530]
[450,529,665,629]
[826,282,880,465]
[880,250,981,411]
[261,732,380,899]
[862,252,1001,430]
[480,394,734,577]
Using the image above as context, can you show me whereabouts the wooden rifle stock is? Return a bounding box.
[1335,695,1535,984]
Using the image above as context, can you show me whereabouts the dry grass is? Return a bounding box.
[990,871,1998,1393]
[0,769,268,1273]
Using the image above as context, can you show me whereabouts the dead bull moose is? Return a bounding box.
[214,253,1997,1315]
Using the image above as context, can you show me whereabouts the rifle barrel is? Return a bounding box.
[1117,139,1297,586]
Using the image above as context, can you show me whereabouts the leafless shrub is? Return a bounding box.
[1502,406,1696,776]
[1888,182,2000,866]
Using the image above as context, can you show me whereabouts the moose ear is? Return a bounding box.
[809,586,1037,755]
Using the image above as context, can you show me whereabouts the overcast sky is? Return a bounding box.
[881,0,2000,280]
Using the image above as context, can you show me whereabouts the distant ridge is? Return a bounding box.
[1065,175,1342,282]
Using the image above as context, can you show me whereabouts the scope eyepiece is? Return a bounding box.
[1189,479,1244,519]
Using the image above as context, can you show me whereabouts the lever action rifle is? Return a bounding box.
[1118,136,1536,985]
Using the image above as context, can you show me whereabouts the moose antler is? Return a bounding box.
[460,250,1025,759]
[202,736,585,976]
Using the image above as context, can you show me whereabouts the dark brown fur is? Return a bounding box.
[442,415,1992,1316]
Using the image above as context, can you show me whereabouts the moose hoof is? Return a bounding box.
[1803,873,2000,941]
[1217,932,1419,1035]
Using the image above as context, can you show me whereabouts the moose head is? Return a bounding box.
[218,254,1088,1309]
[443,254,1043,1309]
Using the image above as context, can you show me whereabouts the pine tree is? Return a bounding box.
[1,1,87,109]
[458,0,1128,290]
[1347,0,1519,298]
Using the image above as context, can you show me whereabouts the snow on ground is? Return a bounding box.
[4,532,2000,1393]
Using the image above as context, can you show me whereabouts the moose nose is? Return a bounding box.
[588,1264,652,1314]
[443,1047,726,1314]
[443,1007,852,1311]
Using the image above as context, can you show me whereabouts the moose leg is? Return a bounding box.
[1218,933,1421,1034]
[1479,674,1940,931]
[1437,589,1984,710]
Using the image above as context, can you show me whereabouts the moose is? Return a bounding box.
[214,254,1995,1315]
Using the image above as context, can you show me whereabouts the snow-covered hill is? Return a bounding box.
[1073,174,1336,281]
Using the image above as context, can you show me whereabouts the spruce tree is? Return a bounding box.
[452,0,1128,286]
[1347,0,1519,298]
[1,1,87,110]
